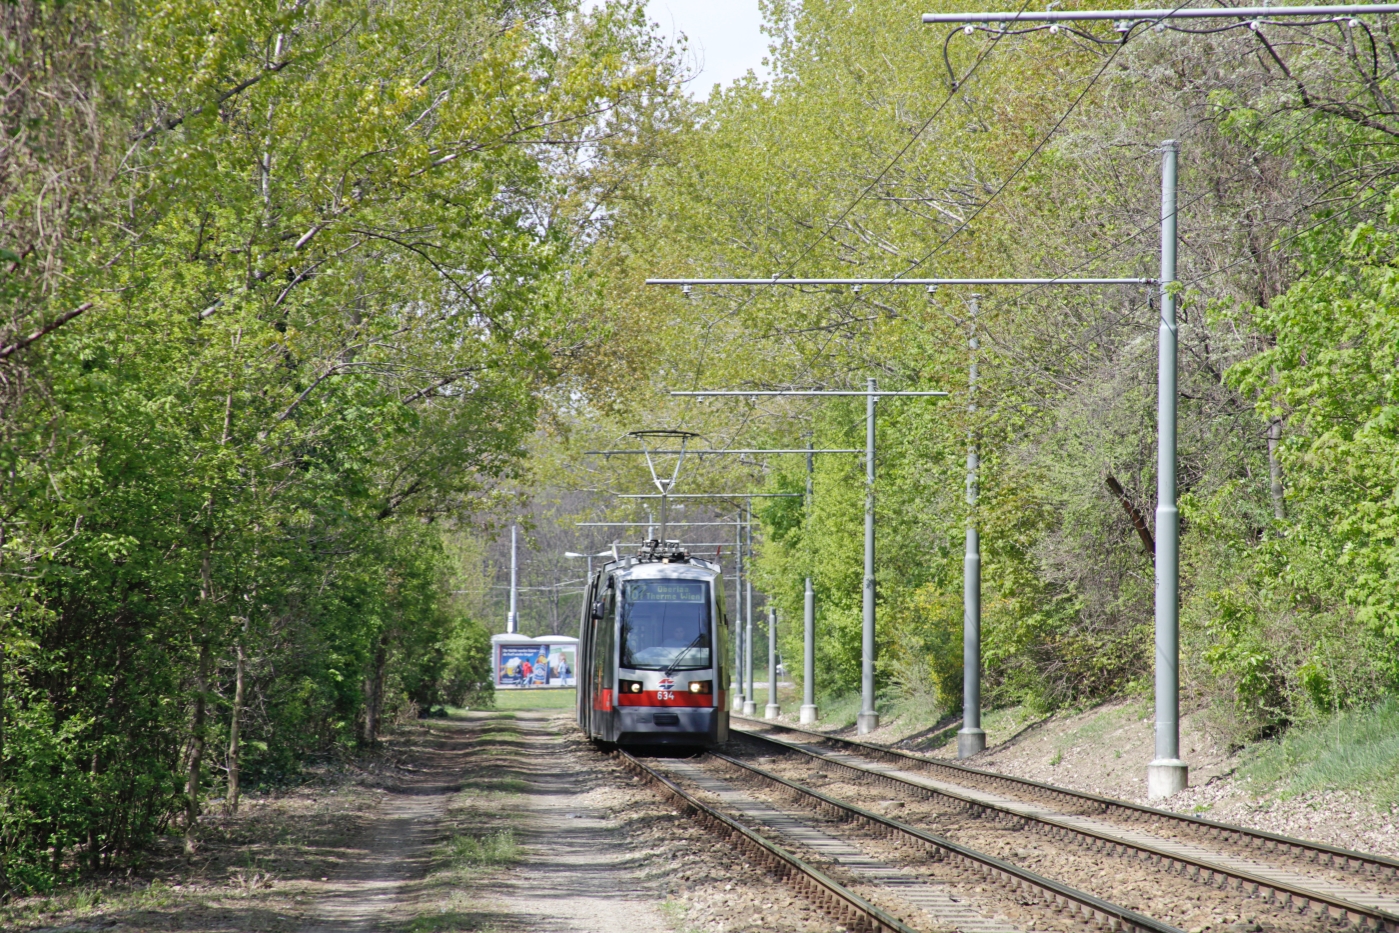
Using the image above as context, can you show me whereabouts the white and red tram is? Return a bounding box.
[576,543,730,747]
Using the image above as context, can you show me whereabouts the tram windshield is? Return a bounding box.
[619,580,712,671]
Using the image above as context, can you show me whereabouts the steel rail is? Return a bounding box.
[730,731,1398,931]
[615,749,921,933]
[733,717,1399,880]
[707,751,1185,933]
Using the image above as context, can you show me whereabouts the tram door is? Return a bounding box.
[589,577,617,740]
[577,572,597,734]
[714,580,730,711]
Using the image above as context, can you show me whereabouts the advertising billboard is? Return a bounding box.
[495,641,576,688]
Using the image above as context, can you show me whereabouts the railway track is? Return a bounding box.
[618,748,921,933]
[731,717,1399,932]
[619,747,1185,933]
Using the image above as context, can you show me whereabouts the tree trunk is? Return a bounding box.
[185,551,214,856]
[185,637,210,855]
[1267,418,1286,520]
[225,638,246,815]
[365,632,389,744]
[1105,475,1156,558]
[0,642,7,780]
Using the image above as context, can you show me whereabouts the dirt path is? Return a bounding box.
[445,712,676,933]
[7,709,836,933]
[4,714,675,933]
[293,724,470,933]
[296,711,675,933]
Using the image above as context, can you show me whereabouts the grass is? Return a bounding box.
[449,828,522,869]
[814,690,864,729]
[491,687,576,710]
[476,729,521,743]
[1240,697,1399,807]
[660,897,698,933]
[407,909,502,933]
[977,704,1050,744]
[807,689,949,734]
[476,776,529,795]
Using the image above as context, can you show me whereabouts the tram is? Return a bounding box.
[576,541,730,747]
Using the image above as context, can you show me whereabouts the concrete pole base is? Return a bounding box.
[957,728,986,759]
[732,694,745,711]
[1147,759,1189,799]
[742,699,757,715]
[799,704,819,724]
[764,703,780,719]
[856,711,880,735]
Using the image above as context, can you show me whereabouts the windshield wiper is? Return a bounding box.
[665,633,708,675]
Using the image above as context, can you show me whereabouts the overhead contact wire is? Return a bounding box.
[682,0,1040,350]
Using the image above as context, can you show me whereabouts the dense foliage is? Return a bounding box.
[554,0,1399,741]
[0,0,676,892]
[7,0,1399,895]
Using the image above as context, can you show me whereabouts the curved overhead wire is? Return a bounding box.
[742,12,1393,353]
[684,0,1041,338]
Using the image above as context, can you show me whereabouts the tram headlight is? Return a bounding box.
[688,680,713,694]
[619,679,644,694]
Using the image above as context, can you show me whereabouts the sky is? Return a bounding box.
[645,0,771,95]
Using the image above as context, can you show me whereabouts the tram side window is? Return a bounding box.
[619,580,711,671]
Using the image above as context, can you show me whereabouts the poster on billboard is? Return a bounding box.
[497,644,548,688]
[549,645,576,687]
[493,636,578,688]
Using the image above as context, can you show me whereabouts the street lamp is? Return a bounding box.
[564,549,613,582]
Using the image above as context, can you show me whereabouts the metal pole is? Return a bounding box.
[801,437,819,724]
[659,489,668,542]
[507,524,519,634]
[744,509,757,715]
[959,296,986,758]
[766,607,780,718]
[734,512,745,711]
[858,378,880,734]
[1149,140,1188,800]
[802,578,817,723]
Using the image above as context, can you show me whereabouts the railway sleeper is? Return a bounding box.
[742,743,1399,933]
[758,723,1399,890]
[720,757,1178,933]
[627,755,922,933]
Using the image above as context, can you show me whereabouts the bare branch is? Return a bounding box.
[0,303,94,360]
